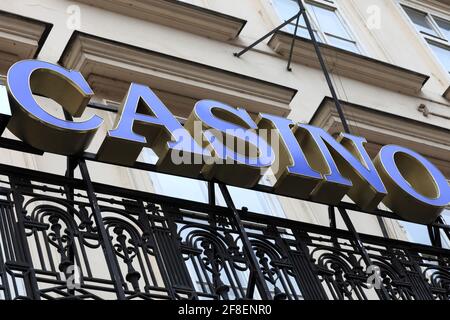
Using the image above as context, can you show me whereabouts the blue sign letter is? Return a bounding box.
[6,60,103,155]
[97,83,209,177]
[298,124,387,209]
[188,100,275,187]
[257,113,323,198]
[375,145,450,223]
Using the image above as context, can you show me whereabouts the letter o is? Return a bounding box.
[374,145,450,223]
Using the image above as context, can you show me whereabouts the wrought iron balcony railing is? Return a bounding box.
[0,160,449,300]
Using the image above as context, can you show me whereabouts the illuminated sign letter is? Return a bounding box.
[187,100,274,187]
[298,125,387,209]
[6,60,103,155]
[257,113,322,198]
[0,85,11,135]
[97,83,209,177]
[374,145,450,223]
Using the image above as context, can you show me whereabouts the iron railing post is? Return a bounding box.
[294,0,391,239]
[9,182,41,299]
[208,181,216,206]
[428,224,442,248]
[77,159,126,299]
[338,207,391,300]
[61,111,126,298]
[64,156,77,296]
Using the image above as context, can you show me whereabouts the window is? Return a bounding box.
[402,5,450,74]
[272,0,360,53]
[143,149,286,218]
[403,6,439,37]
[401,209,450,248]
[428,42,450,73]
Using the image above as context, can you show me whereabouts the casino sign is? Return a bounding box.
[1,59,449,224]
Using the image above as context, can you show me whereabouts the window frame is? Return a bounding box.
[399,1,450,76]
[270,0,364,54]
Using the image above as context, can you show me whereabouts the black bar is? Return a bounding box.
[208,181,216,206]
[328,205,336,229]
[287,10,302,71]
[78,160,126,299]
[376,215,389,238]
[234,12,301,58]
[87,102,118,113]
[218,183,272,299]
[9,180,42,299]
[0,137,44,155]
[62,110,125,298]
[295,0,350,133]
[64,155,76,296]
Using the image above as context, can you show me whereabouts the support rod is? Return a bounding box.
[64,156,76,296]
[218,183,272,299]
[287,12,301,71]
[294,0,392,237]
[63,111,126,299]
[295,0,350,133]
[234,12,301,58]
[208,181,216,206]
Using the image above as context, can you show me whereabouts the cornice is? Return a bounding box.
[59,32,297,117]
[310,97,450,176]
[268,31,430,96]
[75,0,246,41]
[444,85,450,100]
[0,10,52,73]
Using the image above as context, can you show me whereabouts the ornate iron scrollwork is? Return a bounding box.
[0,167,448,300]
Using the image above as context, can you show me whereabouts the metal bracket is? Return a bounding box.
[234,10,304,72]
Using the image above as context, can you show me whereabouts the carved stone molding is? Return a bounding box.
[268,31,430,96]
[60,32,297,117]
[310,97,450,176]
[0,11,52,73]
[75,0,246,41]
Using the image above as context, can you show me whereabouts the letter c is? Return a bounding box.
[6,60,103,155]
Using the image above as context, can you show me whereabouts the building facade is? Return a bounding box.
[0,0,449,300]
